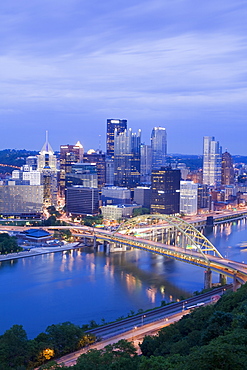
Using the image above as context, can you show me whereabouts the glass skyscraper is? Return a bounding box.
[106,119,127,158]
[114,128,141,188]
[203,136,222,187]
[151,127,167,170]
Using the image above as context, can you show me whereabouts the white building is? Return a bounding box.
[180,181,198,215]
[203,136,221,187]
[101,204,141,220]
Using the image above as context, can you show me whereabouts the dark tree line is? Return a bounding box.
[0,233,22,254]
[3,283,247,369]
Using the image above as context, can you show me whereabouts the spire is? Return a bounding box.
[40,131,54,154]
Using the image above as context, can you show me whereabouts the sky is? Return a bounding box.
[0,0,247,154]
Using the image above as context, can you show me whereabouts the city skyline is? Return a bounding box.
[1,1,247,154]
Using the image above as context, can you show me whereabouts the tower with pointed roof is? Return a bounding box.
[37,132,58,207]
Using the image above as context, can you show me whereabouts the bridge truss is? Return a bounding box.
[116,214,223,262]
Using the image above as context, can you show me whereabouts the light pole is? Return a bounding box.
[141,315,146,326]
[182,301,187,311]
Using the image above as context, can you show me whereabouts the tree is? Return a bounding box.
[132,208,150,217]
[45,322,91,356]
[0,325,29,368]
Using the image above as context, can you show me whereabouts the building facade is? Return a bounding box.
[37,133,58,207]
[140,144,152,184]
[106,119,127,158]
[83,150,106,189]
[65,163,98,189]
[151,167,180,215]
[203,136,221,187]
[66,186,99,216]
[180,181,198,215]
[59,142,84,197]
[221,151,234,185]
[114,128,141,188]
[151,127,167,170]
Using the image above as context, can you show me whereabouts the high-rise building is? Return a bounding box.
[180,181,198,215]
[65,163,98,189]
[59,142,84,197]
[151,127,167,170]
[151,167,180,215]
[133,186,151,209]
[37,132,58,207]
[140,144,152,184]
[197,184,210,210]
[0,184,43,217]
[106,119,127,158]
[203,136,221,187]
[66,186,99,216]
[221,151,234,185]
[114,128,141,188]
[101,186,131,205]
[83,150,106,189]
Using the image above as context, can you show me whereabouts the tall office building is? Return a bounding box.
[151,127,167,170]
[106,119,127,158]
[37,132,58,207]
[221,151,234,185]
[114,128,141,188]
[59,141,84,197]
[180,181,198,215]
[65,163,98,189]
[83,150,106,189]
[140,144,152,184]
[66,186,99,216]
[203,136,221,187]
[151,167,180,215]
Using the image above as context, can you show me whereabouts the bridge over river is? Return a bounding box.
[48,214,247,290]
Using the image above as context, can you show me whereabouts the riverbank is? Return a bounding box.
[0,242,82,262]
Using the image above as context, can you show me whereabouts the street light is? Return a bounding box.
[141,315,146,326]
[182,301,187,311]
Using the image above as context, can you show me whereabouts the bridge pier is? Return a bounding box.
[233,274,241,292]
[204,268,212,289]
[219,273,227,285]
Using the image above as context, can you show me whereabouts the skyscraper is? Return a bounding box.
[221,150,234,185]
[37,132,58,207]
[151,167,180,215]
[203,136,221,187]
[59,141,84,197]
[83,150,106,189]
[114,128,141,188]
[151,127,167,170]
[140,144,152,184]
[106,119,127,158]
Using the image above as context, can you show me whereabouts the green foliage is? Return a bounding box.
[75,340,139,370]
[0,325,29,369]
[132,208,150,217]
[47,206,61,218]
[0,233,22,254]
[45,322,90,355]
[83,215,103,227]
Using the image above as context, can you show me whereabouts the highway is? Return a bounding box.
[86,284,231,340]
[54,285,231,367]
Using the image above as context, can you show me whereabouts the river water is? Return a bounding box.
[1,218,247,338]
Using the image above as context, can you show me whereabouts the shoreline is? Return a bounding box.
[0,242,83,262]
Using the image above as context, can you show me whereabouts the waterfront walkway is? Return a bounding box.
[0,242,80,262]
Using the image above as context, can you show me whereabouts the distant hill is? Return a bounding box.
[0,149,38,174]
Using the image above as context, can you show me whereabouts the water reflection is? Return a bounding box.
[1,219,247,338]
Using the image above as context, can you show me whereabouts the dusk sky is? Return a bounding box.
[1,1,247,154]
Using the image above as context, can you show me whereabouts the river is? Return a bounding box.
[1,218,247,338]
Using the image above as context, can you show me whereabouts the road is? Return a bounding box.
[54,285,231,367]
